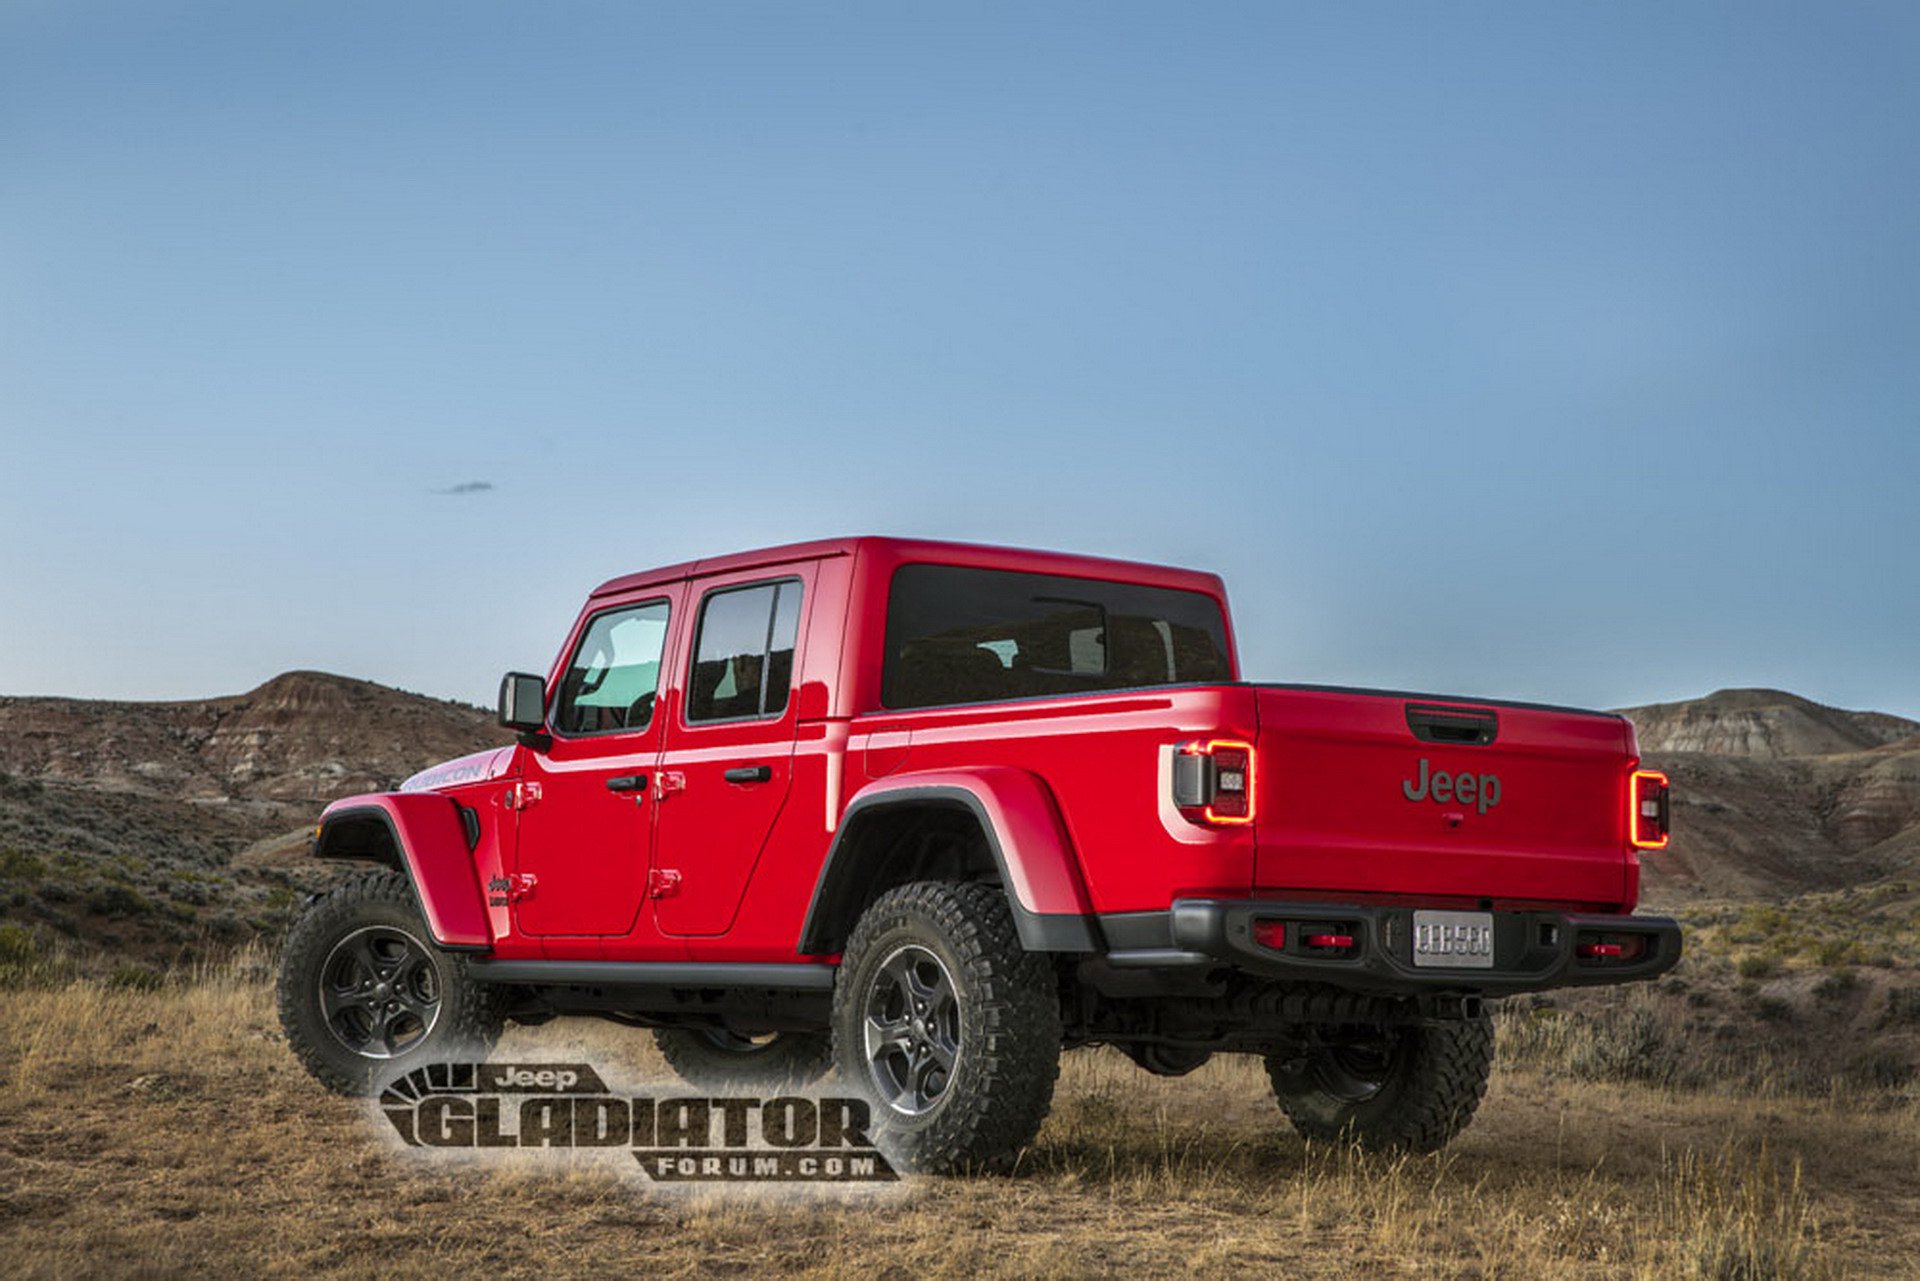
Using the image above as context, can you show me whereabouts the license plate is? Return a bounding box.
[1412,910,1495,968]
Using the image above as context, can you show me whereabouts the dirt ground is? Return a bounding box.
[1,966,1915,1279]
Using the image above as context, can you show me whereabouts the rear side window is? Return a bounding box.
[686,579,803,722]
[882,565,1232,709]
[554,600,671,735]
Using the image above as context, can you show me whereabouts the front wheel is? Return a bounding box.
[1266,1016,1494,1153]
[832,881,1061,1174]
[277,869,504,1095]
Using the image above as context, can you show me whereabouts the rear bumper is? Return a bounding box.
[1100,899,1681,996]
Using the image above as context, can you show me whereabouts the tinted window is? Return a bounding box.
[687,580,803,722]
[882,565,1231,709]
[554,600,671,734]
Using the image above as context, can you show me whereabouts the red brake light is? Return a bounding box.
[1629,769,1670,850]
[1171,739,1256,826]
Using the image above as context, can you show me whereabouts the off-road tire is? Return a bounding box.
[278,869,506,1096]
[1266,1016,1494,1154]
[652,1028,832,1091]
[832,880,1061,1174]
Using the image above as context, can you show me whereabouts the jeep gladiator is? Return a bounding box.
[279,537,1679,1171]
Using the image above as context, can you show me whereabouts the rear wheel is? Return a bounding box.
[277,869,504,1095]
[832,880,1061,1174]
[651,1027,831,1091]
[1266,1016,1494,1153]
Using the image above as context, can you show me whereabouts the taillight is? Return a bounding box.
[1576,931,1650,963]
[1629,769,1670,850]
[1171,739,1256,826]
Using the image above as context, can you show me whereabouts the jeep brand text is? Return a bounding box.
[1401,757,1502,815]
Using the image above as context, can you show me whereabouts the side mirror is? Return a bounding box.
[498,672,548,734]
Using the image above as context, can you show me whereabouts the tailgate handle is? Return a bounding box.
[1406,705,1498,746]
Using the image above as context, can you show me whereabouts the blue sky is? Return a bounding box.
[3,2,1916,718]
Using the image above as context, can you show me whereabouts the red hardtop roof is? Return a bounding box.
[588,536,1225,599]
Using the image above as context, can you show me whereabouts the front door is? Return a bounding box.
[513,591,678,937]
[652,570,809,936]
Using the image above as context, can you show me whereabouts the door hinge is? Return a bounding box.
[654,771,686,800]
[647,868,682,899]
[504,781,543,811]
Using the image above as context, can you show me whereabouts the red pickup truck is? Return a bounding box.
[279,537,1678,1171]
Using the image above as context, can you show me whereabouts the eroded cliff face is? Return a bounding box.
[0,670,509,805]
[1618,689,1920,901]
[0,672,512,966]
[1620,688,1917,759]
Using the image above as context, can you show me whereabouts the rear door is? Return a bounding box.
[513,590,678,937]
[1252,688,1636,908]
[651,568,810,936]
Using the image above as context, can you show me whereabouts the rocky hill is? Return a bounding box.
[0,670,507,807]
[1620,687,1919,759]
[1622,689,1920,902]
[0,673,508,972]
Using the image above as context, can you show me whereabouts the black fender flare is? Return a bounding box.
[797,771,1100,956]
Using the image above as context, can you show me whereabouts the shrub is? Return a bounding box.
[0,923,68,988]
[1727,904,1793,943]
[1568,1005,1689,1087]
[1813,968,1860,1000]
[0,923,36,966]
[207,911,249,943]
[1736,954,1779,980]
[1848,1045,1915,1090]
[1881,987,1920,1028]
[0,846,46,882]
[85,884,151,919]
[105,964,166,992]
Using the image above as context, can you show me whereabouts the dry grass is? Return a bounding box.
[1493,893,1920,1100]
[2,956,1914,1278]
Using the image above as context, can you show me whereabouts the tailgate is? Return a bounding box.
[1252,686,1636,909]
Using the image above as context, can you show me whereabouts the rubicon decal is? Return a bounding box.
[1401,758,1502,815]
[379,1062,898,1183]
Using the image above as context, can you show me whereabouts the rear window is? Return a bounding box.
[686,579,803,722]
[881,564,1232,710]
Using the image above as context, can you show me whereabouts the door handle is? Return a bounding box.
[605,774,650,793]
[723,765,773,784]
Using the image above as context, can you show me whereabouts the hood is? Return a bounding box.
[399,746,518,794]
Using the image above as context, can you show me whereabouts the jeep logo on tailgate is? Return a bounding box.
[1402,758,1501,815]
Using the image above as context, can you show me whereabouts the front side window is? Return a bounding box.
[553,600,671,735]
[686,579,803,722]
[882,565,1232,709]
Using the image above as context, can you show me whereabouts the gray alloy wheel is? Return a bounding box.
[831,880,1061,1174]
[860,944,963,1115]
[316,924,442,1059]
[278,869,504,1096]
